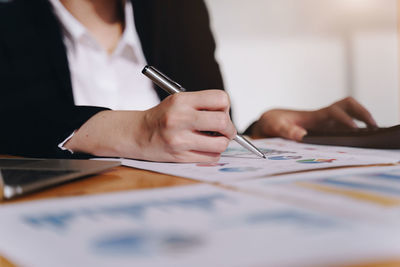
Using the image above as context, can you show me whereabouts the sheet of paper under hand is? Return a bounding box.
[115,138,400,183]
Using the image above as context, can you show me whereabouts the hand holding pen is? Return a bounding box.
[143,65,266,159]
[63,65,264,162]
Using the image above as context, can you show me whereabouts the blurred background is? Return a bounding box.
[204,0,399,132]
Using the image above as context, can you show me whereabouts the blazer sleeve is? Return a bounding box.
[0,1,109,158]
[0,53,108,158]
[133,0,225,99]
[0,103,108,159]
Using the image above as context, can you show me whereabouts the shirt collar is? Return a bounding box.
[112,0,141,61]
[49,0,139,58]
[121,0,139,49]
[48,0,86,42]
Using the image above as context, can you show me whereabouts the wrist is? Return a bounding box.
[64,110,147,159]
[63,110,112,155]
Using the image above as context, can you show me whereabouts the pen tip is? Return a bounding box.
[262,155,267,159]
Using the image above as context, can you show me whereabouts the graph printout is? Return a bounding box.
[115,138,400,182]
[231,165,400,222]
[0,185,399,267]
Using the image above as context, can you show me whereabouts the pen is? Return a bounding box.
[142,65,266,159]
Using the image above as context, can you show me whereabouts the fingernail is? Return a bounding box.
[296,129,307,141]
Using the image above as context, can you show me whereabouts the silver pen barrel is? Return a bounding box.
[142,65,266,159]
[234,135,266,159]
[143,66,184,94]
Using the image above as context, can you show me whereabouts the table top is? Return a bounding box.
[1,165,399,267]
[1,166,198,205]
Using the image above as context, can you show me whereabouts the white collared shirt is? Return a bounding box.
[48,0,160,111]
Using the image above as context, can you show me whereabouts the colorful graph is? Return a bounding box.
[219,167,261,172]
[295,170,400,207]
[319,179,400,196]
[93,231,202,256]
[268,156,302,160]
[222,147,294,157]
[369,172,400,182]
[91,207,341,258]
[296,159,336,164]
[244,210,338,228]
[22,193,229,230]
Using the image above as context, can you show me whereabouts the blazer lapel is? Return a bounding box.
[13,0,75,104]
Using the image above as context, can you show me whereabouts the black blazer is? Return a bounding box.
[0,0,224,158]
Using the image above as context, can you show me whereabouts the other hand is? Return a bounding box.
[248,97,377,141]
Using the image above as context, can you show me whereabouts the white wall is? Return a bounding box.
[205,0,399,131]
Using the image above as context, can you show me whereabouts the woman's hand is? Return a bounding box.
[248,97,377,141]
[64,90,237,162]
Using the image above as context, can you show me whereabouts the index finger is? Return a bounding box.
[338,98,377,127]
[182,90,231,112]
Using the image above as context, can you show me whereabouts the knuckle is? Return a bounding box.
[161,112,176,129]
[232,128,238,138]
[216,138,230,153]
[344,96,356,106]
[269,125,280,135]
[273,121,286,133]
[170,153,188,163]
[162,110,187,129]
[327,106,338,115]
[169,93,185,106]
[216,113,229,130]
[320,106,330,114]
[214,90,230,107]
[204,154,221,163]
[164,134,182,148]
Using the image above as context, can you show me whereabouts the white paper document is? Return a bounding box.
[0,185,399,267]
[117,138,400,183]
[230,165,400,222]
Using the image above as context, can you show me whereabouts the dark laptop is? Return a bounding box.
[0,158,120,200]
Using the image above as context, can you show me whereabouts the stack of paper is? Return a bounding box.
[2,138,400,266]
[0,184,399,267]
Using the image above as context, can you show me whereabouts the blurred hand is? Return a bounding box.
[65,90,236,162]
[248,97,377,141]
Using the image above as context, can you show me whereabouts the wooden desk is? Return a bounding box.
[1,165,399,267]
[2,166,198,205]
